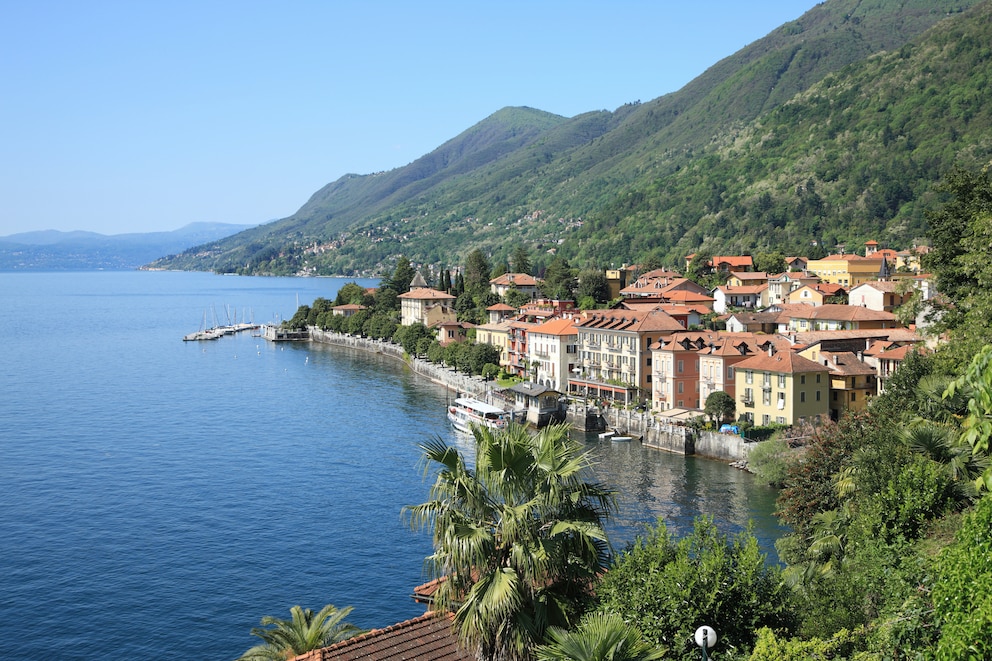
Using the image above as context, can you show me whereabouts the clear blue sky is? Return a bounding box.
[0,1,815,236]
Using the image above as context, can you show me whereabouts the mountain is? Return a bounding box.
[0,222,258,270]
[149,0,990,277]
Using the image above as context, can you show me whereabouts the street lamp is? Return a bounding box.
[572,366,586,413]
[694,626,717,661]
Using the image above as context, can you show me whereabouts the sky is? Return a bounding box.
[0,1,817,237]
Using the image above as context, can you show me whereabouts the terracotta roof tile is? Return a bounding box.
[296,612,472,661]
[735,350,831,374]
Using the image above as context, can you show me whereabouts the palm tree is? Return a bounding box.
[237,604,363,661]
[405,422,616,661]
[535,613,666,661]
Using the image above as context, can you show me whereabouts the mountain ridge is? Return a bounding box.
[149,0,989,276]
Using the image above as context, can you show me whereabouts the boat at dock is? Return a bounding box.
[447,397,510,434]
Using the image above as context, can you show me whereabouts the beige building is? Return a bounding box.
[572,309,685,405]
[475,320,513,371]
[489,273,541,300]
[799,347,877,420]
[734,349,830,426]
[527,317,578,392]
[398,287,456,327]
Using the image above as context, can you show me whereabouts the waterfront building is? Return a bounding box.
[798,348,877,420]
[697,334,786,408]
[734,348,831,426]
[571,309,684,406]
[526,317,578,391]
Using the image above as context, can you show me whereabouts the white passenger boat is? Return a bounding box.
[447,397,510,434]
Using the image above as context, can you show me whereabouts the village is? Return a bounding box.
[314,240,931,433]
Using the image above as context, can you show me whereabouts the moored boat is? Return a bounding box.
[447,397,510,434]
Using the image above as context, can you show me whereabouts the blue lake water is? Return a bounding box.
[0,271,785,660]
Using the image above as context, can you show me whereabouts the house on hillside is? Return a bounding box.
[331,303,366,317]
[848,281,912,312]
[767,271,821,305]
[474,320,513,371]
[489,273,541,300]
[786,282,846,306]
[485,302,518,324]
[806,254,888,288]
[435,320,474,346]
[712,283,768,313]
[775,303,900,332]
[697,334,787,406]
[684,254,754,274]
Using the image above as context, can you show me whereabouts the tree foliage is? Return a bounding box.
[405,423,616,661]
[237,604,362,661]
[595,517,795,661]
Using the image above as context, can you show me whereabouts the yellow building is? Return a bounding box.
[475,321,512,371]
[806,255,886,287]
[734,349,830,426]
[798,347,877,420]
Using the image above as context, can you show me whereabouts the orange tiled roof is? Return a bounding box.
[735,349,831,374]
[817,351,877,376]
[529,317,577,336]
[575,309,685,333]
[295,612,472,661]
[490,273,539,287]
[398,287,456,300]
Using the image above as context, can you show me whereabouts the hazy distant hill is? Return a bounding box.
[149,0,989,277]
[0,222,258,270]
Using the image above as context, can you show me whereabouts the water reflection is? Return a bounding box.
[578,433,787,562]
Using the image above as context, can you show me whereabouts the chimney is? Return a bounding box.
[768,345,774,357]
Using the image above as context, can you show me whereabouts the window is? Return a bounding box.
[677,360,684,374]
[646,357,652,366]
[678,382,684,394]
[763,373,771,387]
[727,367,735,379]
[762,390,771,406]
[816,374,821,383]
[800,391,806,403]
[762,414,770,425]
[777,392,786,409]
[778,374,786,388]
[851,392,856,401]
[776,416,786,424]
[800,374,806,385]
[816,390,821,401]
[745,370,753,384]
[744,387,753,402]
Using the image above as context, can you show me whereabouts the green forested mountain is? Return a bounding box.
[150,0,990,276]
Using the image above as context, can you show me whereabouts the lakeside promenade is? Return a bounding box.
[303,328,750,463]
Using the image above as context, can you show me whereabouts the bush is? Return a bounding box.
[596,517,795,661]
[747,437,792,487]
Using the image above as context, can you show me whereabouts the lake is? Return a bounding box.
[0,270,784,660]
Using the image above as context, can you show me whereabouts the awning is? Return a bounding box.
[570,379,634,395]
